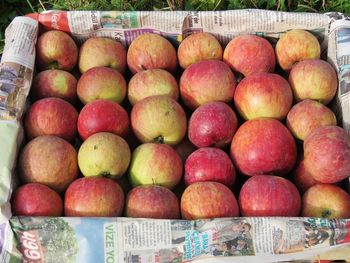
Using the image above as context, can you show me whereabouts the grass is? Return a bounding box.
[1,0,350,54]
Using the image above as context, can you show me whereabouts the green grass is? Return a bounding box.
[1,0,350,54]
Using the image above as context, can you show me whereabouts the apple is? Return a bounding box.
[180,60,236,109]
[127,33,177,74]
[24,97,78,142]
[304,126,350,184]
[288,59,338,104]
[239,175,301,216]
[223,35,275,76]
[234,72,293,120]
[293,157,318,194]
[131,95,187,145]
[125,185,180,219]
[181,181,239,219]
[11,183,63,216]
[19,135,78,193]
[287,99,337,141]
[173,137,196,162]
[128,69,179,105]
[184,147,236,187]
[178,32,223,69]
[36,30,78,71]
[78,99,129,140]
[78,132,131,179]
[230,118,297,176]
[78,37,127,73]
[129,143,182,189]
[302,184,350,219]
[188,101,238,148]
[64,177,125,217]
[275,29,320,71]
[77,66,127,104]
[31,69,77,103]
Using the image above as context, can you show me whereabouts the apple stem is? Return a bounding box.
[153,136,164,144]
[321,210,332,218]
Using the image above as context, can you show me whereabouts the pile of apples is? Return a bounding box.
[11,28,350,220]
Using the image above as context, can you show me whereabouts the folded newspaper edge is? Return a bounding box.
[1,9,350,263]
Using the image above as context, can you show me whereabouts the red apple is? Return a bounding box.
[24,97,78,142]
[293,157,318,194]
[129,143,183,189]
[223,35,275,76]
[78,132,131,179]
[64,177,125,217]
[302,184,350,219]
[304,126,350,183]
[127,33,177,74]
[188,101,238,148]
[230,118,297,176]
[276,29,320,71]
[287,99,337,141]
[239,175,301,216]
[178,32,223,69]
[125,185,180,219]
[180,60,236,109]
[181,182,239,219]
[288,59,338,104]
[36,30,78,71]
[128,69,179,105]
[79,37,127,73]
[77,66,127,104]
[234,72,293,120]
[31,69,77,103]
[19,135,78,193]
[131,95,187,145]
[185,147,236,187]
[11,183,63,216]
[78,99,129,140]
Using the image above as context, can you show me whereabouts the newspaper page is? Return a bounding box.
[0,16,37,120]
[4,217,350,263]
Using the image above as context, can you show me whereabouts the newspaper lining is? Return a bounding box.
[0,9,350,262]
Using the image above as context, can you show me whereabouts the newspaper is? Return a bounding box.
[1,217,350,263]
[1,9,350,262]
